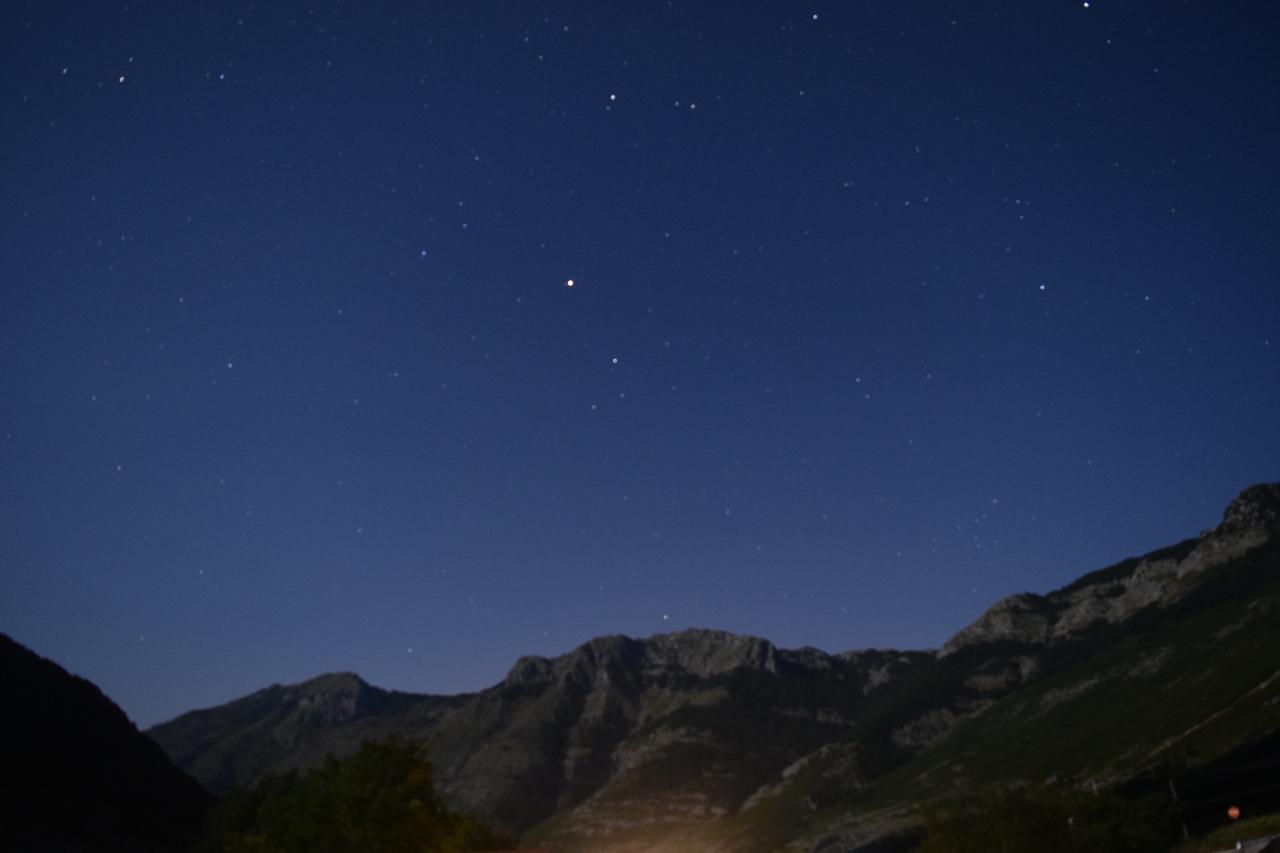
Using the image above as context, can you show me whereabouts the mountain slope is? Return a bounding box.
[147,670,457,793]
[151,631,925,839]
[708,484,1280,852]
[148,482,1280,852]
[0,634,213,852]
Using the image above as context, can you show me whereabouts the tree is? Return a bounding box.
[196,737,509,853]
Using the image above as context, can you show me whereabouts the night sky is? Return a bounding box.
[3,1,1278,728]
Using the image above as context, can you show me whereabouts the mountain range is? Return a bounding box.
[143,482,1280,852]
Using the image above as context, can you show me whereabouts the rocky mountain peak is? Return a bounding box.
[505,654,554,685]
[642,628,779,677]
[503,634,640,687]
[278,672,377,727]
[503,629,783,689]
[294,671,367,694]
[937,593,1053,656]
[1218,482,1280,534]
[1175,482,1280,578]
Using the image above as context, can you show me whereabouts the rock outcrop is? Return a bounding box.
[939,483,1280,657]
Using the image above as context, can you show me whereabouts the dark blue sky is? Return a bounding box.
[3,1,1278,728]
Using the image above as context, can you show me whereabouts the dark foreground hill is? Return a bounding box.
[149,483,1280,852]
[0,634,213,852]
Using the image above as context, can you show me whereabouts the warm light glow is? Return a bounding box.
[1228,805,1241,820]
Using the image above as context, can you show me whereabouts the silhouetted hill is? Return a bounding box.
[0,634,213,852]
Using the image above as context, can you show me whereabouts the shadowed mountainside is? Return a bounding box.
[0,634,213,852]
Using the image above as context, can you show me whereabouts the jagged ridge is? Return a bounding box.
[151,626,923,838]
[147,482,1280,852]
[939,483,1280,656]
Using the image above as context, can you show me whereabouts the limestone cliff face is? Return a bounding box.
[645,628,780,676]
[939,483,1280,657]
[505,629,783,687]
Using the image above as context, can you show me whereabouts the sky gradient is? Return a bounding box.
[3,0,1279,728]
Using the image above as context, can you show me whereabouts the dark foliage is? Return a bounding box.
[1125,728,1280,838]
[914,785,1177,853]
[193,736,510,852]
